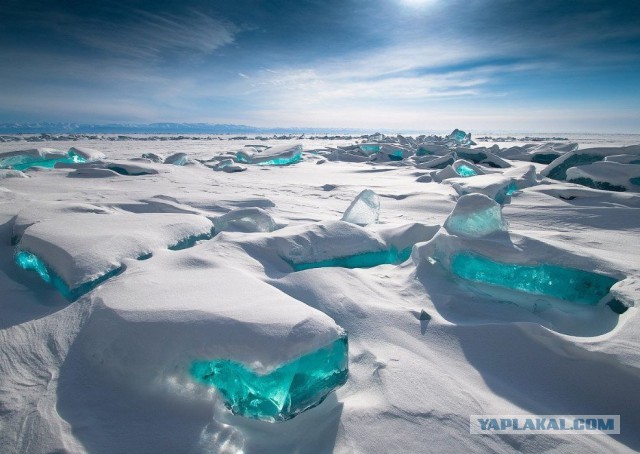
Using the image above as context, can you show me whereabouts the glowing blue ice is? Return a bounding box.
[191,335,348,422]
[288,247,412,271]
[0,151,86,171]
[14,250,123,301]
[255,153,302,166]
[450,253,618,306]
[359,143,381,155]
[167,229,215,250]
[455,164,478,177]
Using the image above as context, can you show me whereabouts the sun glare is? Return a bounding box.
[398,0,437,8]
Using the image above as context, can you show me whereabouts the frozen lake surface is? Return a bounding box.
[1,131,639,453]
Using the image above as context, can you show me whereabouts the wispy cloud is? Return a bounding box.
[66,9,241,60]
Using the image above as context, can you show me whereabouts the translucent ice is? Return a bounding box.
[15,250,123,301]
[455,164,477,177]
[214,208,278,233]
[452,160,483,177]
[450,253,618,305]
[164,153,188,166]
[341,189,380,226]
[0,148,86,171]
[191,335,348,422]
[447,129,471,145]
[444,194,507,238]
[288,247,412,271]
[359,143,381,155]
[237,144,303,166]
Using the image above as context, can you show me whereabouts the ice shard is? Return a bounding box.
[191,335,348,422]
[444,194,507,238]
[342,189,380,226]
[164,153,188,166]
[447,129,472,145]
[213,208,278,233]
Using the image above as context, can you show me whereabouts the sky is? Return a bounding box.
[1,0,639,132]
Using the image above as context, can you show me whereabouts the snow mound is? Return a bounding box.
[566,161,640,192]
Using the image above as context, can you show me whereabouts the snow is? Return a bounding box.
[1,133,639,453]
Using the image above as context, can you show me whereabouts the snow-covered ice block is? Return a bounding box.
[328,148,371,163]
[566,161,640,192]
[80,251,348,422]
[237,144,303,166]
[106,161,160,176]
[0,169,27,179]
[604,154,640,165]
[141,152,165,163]
[433,165,460,182]
[15,212,214,299]
[416,228,623,313]
[444,194,507,238]
[68,146,106,161]
[164,153,188,166]
[213,207,278,233]
[500,142,578,164]
[379,144,413,161]
[341,189,380,226]
[270,221,388,267]
[416,143,449,156]
[0,148,86,170]
[449,174,517,204]
[212,158,246,172]
[455,148,510,168]
[415,153,456,170]
[541,145,640,180]
[504,164,538,189]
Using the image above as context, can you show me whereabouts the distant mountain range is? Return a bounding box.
[0,122,365,135]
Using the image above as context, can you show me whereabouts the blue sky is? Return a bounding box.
[1,0,639,132]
